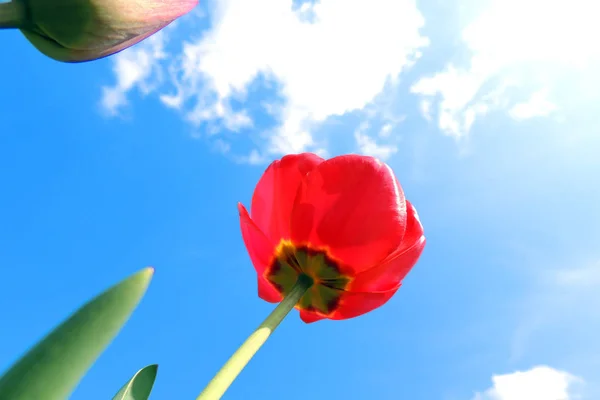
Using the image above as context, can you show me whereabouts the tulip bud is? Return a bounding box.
[11,0,197,62]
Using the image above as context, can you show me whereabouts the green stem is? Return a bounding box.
[0,1,25,29]
[196,274,313,400]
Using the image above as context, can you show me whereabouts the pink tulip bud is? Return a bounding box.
[13,0,198,62]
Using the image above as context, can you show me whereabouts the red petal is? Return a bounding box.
[251,153,324,242]
[299,308,326,323]
[349,200,426,292]
[329,285,401,320]
[290,155,407,274]
[238,203,281,303]
[258,275,282,303]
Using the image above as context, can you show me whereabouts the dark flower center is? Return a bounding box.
[267,241,351,315]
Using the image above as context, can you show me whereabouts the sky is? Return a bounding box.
[1,0,600,399]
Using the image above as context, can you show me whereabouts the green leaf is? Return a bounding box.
[112,364,158,400]
[0,267,154,400]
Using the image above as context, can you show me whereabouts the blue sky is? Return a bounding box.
[1,0,600,399]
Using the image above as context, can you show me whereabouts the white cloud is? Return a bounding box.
[153,0,427,158]
[418,99,433,122]
[412,0,600,137]
[354,122,397,160]
[235,149,268,165]
[473,366,582,400]
[100,31,168,116]
[509,90,557,120]
[551,262,600,288]
[378,123,393,138]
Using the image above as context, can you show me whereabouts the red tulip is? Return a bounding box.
[238,153,426,323]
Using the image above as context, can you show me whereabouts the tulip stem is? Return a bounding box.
[196,274,313,400]
[0,1,25,29]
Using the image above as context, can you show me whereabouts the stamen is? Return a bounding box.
[267,240,352,315]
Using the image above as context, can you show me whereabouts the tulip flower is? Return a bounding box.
[0,0,197,62]
[197,153,425,399]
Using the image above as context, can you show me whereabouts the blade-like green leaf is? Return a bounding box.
[0,267,154,400]
[112,364,158,400]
